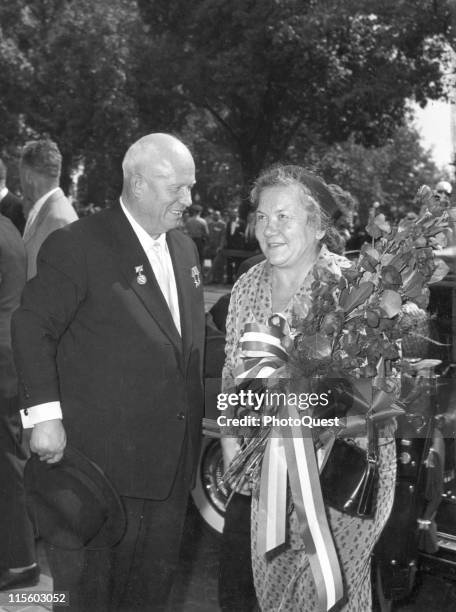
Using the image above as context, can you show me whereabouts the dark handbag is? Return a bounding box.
[320,416,378,518]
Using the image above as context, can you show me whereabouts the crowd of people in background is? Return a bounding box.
[176,204,260,284]
[172,177,455,288]
[4,169,451,290]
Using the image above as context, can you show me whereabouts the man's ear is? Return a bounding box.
[316,228,325,241]
[131,174,145,198]
[20,166,33,188]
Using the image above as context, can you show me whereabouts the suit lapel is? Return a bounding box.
[24,190,59,244]
[107,205,183,354]
[23,188,72,243]
[167,231,195,364]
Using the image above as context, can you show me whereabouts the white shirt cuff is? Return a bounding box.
[20,402,63,428]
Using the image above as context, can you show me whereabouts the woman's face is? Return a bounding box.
[255,184,323,269]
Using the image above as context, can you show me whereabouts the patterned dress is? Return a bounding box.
[222,247,397,612]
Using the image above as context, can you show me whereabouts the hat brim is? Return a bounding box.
[24,445,126,550]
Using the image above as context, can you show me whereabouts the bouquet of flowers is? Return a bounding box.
[224,186,452,494]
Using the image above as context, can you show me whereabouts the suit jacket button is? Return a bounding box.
[177,412,185,420]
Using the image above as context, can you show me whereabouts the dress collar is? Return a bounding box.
[255,244,345,323]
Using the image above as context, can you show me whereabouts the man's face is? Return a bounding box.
[435,190,451,207]
[131,149,196,236]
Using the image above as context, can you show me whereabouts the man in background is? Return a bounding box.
[434,180,452,208]
[224,207,245,284]
[0,159,25,234]
[19,139,78,279]
[185,203,209,265]
[207,210,226,284]
[0,214,38,590]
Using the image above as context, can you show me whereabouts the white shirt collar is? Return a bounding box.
[0,186,8,201]
[119,198,166,250]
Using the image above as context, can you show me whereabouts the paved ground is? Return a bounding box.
[1,283,456,611]
[0,567,52,612]
[2,501,456,612]
[0,502,220,612]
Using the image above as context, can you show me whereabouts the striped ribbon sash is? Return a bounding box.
[234,319,289,380]
[235,317,344,612]
[256,406,345,612]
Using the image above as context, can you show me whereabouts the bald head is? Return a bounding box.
[122,133,192,183]
[121,133,196,236]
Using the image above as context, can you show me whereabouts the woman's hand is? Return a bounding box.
[221,436,241,472]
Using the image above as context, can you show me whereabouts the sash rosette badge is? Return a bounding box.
[223,190,451,612]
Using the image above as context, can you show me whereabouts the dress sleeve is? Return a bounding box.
[221,282,240,394]
[220,277,259,439]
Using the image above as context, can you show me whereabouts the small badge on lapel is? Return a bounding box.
[134,265,147,285]
[191,266,201,288]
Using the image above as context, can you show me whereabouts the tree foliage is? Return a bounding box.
[0,0,453,209]
[0,0,140,200]
[137,0,452,192]
[311,125,443,222]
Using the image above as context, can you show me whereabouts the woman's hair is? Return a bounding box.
[250,164,345,253]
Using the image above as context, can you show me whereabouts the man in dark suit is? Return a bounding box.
[0,159,26,234]
[12,133,206,611]
[0,215,39,590]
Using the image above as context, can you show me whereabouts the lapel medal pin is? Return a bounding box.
[135,265,147,285]
[191,266,201,288]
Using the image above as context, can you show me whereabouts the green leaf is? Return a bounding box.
[339,281,374,314]
[429,232,449,248]
[381,265,402,287]
[366,217,383,239]
[366,309,380,327]
[379,289,402,317]
[375,214,392,234]
[401,268,424,292]
[429,259,450,284]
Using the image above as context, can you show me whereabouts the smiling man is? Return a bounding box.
[12,133,205,611]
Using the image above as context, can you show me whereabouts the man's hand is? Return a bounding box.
[30,419,67,464]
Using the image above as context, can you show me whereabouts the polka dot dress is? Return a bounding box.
[250,437,396,611]
[222,247,397,612]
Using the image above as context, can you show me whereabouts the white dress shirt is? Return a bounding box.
[22,187,60,240]
[120,199,181,335]
[21,198,181,428]
[0,186,8,201]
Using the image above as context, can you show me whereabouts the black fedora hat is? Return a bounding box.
[24,445,126,550]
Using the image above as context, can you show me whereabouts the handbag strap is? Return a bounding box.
[366,411,378,462]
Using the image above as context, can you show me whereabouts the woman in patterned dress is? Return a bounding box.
[221,165,396,611]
